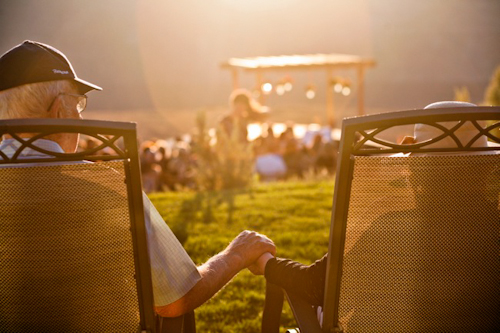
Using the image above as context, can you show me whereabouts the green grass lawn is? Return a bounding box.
[149,180,334,332]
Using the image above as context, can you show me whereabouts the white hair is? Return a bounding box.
[0,80,76,120]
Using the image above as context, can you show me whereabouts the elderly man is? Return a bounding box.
[0,40,275,317]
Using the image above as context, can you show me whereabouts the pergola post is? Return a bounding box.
[231,68,239,90]
[255,71,265,104]
[326,68,335,128]
[357,65,366,116]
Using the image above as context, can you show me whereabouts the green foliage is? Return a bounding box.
[483,66,500,140]
[484,65,500,106]
[453,86,470,102]
[193,111,254,191]
[149,180,334,332]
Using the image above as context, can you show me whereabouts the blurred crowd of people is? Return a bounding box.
[77,136,197,193]
[140,138,197,193]
[131,123,338,193]
[219,89,339,182]
[139,88,339,192]
[76,89,339,193]
[253,125,338,181]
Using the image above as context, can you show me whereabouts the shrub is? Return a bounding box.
[453,86,470,102]
[193,110,254,190]
[484,65,500,106]
[483,66,500,140]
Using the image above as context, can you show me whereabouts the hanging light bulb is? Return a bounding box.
[334,82,343,93]
[276,83,285,96]
[305,84,316,99]
[283,75,293,92]
[341,86,351,96]
[306,90,316,99]
[305,71,315,99]
[261,82,273,95]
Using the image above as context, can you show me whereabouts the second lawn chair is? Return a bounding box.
[262,106,500,332]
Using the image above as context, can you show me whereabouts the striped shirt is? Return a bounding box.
[0,138,201,306]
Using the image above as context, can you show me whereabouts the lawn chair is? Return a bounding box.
[0,119,193,332]
[262,106,500,332]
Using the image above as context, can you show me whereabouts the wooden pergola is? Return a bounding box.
[221,53,376,126]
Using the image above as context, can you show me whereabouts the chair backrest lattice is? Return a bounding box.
[0,119,155,332]
[323,107,500,333]
[338,155,499,332]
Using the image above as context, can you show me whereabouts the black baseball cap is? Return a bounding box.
[0,40,102,94]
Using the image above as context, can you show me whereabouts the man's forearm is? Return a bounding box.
[156,230,276,317]
[155,250,243,317]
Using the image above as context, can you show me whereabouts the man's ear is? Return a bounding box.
[47,95,63,119]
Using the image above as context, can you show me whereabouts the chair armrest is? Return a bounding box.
[262,283,284,333]
[157,311,196,333]
[285,291,323,333]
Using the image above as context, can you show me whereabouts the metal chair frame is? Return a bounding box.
[262,106,500,333]
[0,119,156,332]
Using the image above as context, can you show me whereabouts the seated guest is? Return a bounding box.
[220,89,268,142]
[255,151,287,181]
[251,101,499,329]
[0,40,276,317]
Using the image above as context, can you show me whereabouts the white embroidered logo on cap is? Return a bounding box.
[52,69,69,75]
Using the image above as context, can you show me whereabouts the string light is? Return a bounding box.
[341,86,351,96]
[283,75,293,92]
[261,82,273,94]
[250,75,351,99]
[305,84,316,99]
[330,77,351,96]
[305,72,316,99]
[276,84,285,95]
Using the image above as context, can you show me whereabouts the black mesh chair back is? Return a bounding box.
[0,119,156,332]
[323,107,500,332]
